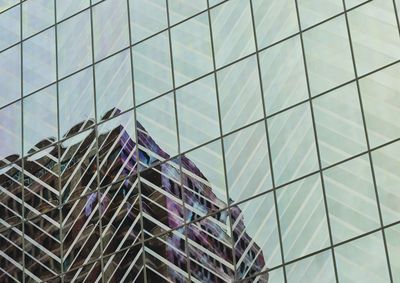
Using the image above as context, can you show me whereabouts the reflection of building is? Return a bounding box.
[0,109,267,282]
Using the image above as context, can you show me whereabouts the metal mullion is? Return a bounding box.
[293,1,339,282]
[164,0,193,281]
[390,0,400,36]
[54,1,65,279]
[19,0,25,281]
[88,1,105,281]
[126,0,148,281]
[248,0,288,281]
[341,1,394,282]
[206,0,238,280]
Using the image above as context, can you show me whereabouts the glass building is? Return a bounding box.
[0,0,399,282]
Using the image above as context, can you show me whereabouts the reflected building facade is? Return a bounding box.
[0,0,400,282]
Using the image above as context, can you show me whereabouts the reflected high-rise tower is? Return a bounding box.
[0,109,268,282]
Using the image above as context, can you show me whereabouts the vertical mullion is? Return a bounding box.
[293,1,339,282]
[20,0,25,281]
[341,1,394,282]
[53,0,64,281]
[206,0,238,280]
[164,0,193,281]
[88,1,105,281]
[391,0,400,36]
[125,0,148,281]
[248,0,288,282]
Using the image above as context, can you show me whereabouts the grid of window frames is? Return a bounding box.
[0,0,399,282]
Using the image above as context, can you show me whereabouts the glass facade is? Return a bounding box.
[0,0,399,282]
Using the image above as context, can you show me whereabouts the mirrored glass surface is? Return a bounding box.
[268,102,319,185]
[92,0,129,61]
[217,55,264,133]
[171,12,213,86]
[23,28,56,96]
[58,68,95,137]
[211,0,255,67]
[0,44,20,108]
[0,101,21,160]
[223,121,272,203]
[303,16,354,96]
[277,174,330,261]
[23,84,58,155]
[57,10,92,78]
[95,50,133,120]
[252,0,298,48]
[0,5,19,51]
[260,36,308,115]
[132,31,172,105]
[129,0,167,43]
[176,74,219,152]
[22,0,54,39]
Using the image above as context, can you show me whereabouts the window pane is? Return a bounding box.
[0,5,20,50]
[231,193,282,270]
[183,140,227,211]
[23,28,56,95]
[348,0,400,75]
[211,0,255,67]
[231,193,280,277]
[372,141,400,225]
[360,63,400,148]
[59,68,95,137]
[223,121,272,203]
[57,10,92,78]
[22,0,54,39]
[136,93,178,158]
[286,251,336,283]
[168,0,207,25]
[0,0,18,13]
[171,12,213,86]
[324,155,380,243]
[95,50,133,120]
[92,0,129,61]
[0,101,21,160]
[298,0,343,29]
[335,232,390,283]
[217,55,264,133]
[56,0,89,21]
[268,103,319,185]
[303,16,354,95]
[129,0,167,43]
[253,0,298,48]
[97,110,136,187]
[23,85,58,155]
[0,45,20,108]
[176,75,219,152]
[314,83,367,166]
[260,36,308,115]
[386,224,400,283]
[277,174,330,261]
[132,31,172,105]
